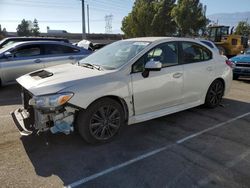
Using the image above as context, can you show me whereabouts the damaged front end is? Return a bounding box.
[12,88,78,136]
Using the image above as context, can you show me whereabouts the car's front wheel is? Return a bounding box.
[77,98,124,144]
[204,80,224,108]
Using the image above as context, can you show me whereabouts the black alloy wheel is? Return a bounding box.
[77,98,124,144]
[205,80,224,108]
[89,105,121,140]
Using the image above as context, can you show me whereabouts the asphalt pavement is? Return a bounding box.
[0,78,249,188]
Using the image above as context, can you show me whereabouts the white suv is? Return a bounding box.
[12,37,232,144]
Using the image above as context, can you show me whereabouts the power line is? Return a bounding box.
[0,19,104,23]
[1,2,78,9]
[86,0,130,11]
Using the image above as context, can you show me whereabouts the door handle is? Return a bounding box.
[34,59,41,63]
[206,66,213,71]
[68,56,75,60]
[173,72,183,78]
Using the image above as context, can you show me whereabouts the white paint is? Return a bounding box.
[65,112,250,188]
[226,149,250,168]
[177,112,250,144]
[0,115,11,118]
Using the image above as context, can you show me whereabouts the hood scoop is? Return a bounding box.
[30,70,53,80]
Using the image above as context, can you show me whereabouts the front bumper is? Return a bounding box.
[11,108,33,136]
[233,67,250,76]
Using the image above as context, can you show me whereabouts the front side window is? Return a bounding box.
[44,44,80,55]
[181,42,212,64]
[14,45,41,58]
[132,42,179,73]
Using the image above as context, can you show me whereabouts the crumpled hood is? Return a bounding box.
[17,63,108,96]
[230,54,250,63]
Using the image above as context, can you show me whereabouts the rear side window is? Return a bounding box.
[181,42,212,64]
[44,44,80,55]
[14,45,41,58]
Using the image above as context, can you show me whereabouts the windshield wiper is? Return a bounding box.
[78,62,103,70]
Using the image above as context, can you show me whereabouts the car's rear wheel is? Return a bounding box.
[77,98,124,144]
[205,80,224,108]
[233,74,239,80]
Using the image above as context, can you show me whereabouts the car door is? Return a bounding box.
[131,42,184,115]
[41,44,85,67]
[180,41,215,104]
[0,44,44,83]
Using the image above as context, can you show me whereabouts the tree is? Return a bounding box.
[235,21,250,36]
[31,18,40,36]
[0,24,7,38]
[151,0,176,36]
[121,0,156,37]
[16,19,32,36]
[121,0,176,38]
[171,0,207,36]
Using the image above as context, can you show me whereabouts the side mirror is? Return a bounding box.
[4,52,12,58]
[145,59,162,71]
[142,59,162,78]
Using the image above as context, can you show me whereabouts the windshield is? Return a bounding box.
[1,41,15,49]
[0,42,15,54]
[79,40,150,69]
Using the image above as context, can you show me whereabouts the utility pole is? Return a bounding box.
[81,0,86,39]
[87,4,90,33]
[105,14,113,34]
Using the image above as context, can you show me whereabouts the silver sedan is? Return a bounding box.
[0,41,91,86]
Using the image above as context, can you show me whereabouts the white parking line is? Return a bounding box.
[0,115,11,118]
[65,112,250,188]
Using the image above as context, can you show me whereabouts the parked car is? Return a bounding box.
[0,41,91,85]
[76,39,107,51]
[197,39,220,54]
[198,39,228,60]
[12,37,232,144]
[230,48,250,80]
[0,37,69,49]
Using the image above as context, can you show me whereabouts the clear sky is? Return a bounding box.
[0,0,249,34]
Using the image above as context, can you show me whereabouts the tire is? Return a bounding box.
[76,98,125,144]
[233,74,239,80]
[204,80,224,108]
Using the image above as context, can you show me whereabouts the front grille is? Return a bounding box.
[22,87,32,109]
[22,87,35,125]
[236,63,250,68]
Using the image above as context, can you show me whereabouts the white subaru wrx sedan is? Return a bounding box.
[12,37,232,144]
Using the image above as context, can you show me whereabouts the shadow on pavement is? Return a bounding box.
[20,98,250,186]
[0,84,22,106]
[238,77,250,84]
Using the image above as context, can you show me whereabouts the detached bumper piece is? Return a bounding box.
[11,108,33,136]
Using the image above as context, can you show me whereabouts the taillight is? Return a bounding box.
[226,60,234,68]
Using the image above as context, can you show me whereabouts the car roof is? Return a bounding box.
[3,37,67,40]
[124,37,174,42]
[10,40,73,47]
[123,37,208,44]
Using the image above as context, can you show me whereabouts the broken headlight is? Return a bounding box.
[29,92,74,109]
